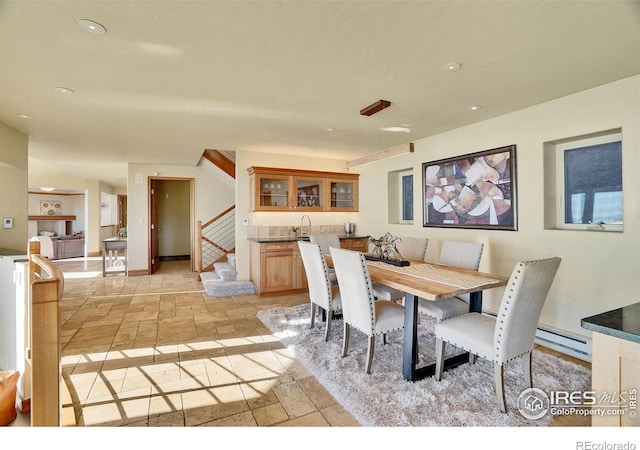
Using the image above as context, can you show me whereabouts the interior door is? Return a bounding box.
[150,179,160,274]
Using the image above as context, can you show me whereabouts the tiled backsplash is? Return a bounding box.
[247,224,346,238]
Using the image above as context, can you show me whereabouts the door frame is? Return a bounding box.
[148,176,195,274]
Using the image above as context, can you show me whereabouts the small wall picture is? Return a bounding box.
[40,200,62,216]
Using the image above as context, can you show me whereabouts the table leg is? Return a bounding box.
[401,291,484,381]
[402,293,419,381]
[102,245,106,277]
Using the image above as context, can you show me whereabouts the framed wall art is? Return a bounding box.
[422,145,517,230]
[40,199,62,216]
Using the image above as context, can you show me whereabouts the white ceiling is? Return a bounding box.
[2,1,640,189]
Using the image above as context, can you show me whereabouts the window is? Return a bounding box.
[388,168,413,224]
[545,129,622,232]
[401,172,414,222]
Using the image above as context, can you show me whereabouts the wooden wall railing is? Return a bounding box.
[28,240,64,426]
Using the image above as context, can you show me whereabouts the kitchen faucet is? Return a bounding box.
[300,215,311,237]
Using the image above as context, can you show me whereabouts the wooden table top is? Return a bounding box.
[328,255,508,301]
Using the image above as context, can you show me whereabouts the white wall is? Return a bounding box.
[355,74,640,339]
[0,122,28,251]
[28,192,85,236]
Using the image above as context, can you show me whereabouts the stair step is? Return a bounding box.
[213,262,237,281]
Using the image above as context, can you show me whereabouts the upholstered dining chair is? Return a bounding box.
[434,257,562,412]
[297,241,342,341]
[309,233,341,284]
[329,247,405,374]
[372,236,428,303]
[418,240,484,321]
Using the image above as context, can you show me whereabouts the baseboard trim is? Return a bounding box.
[159,255,190,261]
[483,311,592,362]
[127,269,149,277]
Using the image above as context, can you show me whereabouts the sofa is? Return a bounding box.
[52,237,85,260]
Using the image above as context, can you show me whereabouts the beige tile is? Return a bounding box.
[275,411,331,427]
[50,259,360,428]
[272,381,318,419]
[252,403,289,426]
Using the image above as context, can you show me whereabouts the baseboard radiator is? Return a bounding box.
[483,311,592,362]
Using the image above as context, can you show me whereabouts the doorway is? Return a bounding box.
[148,177,195,274]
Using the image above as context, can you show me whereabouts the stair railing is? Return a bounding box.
[197,205,236,274]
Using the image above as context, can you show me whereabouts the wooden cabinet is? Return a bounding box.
[248,166,359,212]
[250,236,368,295]
[342,237,369,253]
[250,241,307,295]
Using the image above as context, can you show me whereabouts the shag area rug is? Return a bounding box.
[257,303,591,427]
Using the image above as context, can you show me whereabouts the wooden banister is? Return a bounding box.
[29,244,64,427]
[203,149,235,179]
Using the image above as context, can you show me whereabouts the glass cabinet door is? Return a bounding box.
[258,175,290,209]
[294,177,324,210]
[329,180,357,211]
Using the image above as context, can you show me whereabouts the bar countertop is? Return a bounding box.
[581,301,640,344]
[0,247,28,262]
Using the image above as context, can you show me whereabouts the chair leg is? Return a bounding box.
[342,322,350,357]
[310,303,316,329]
[435,338,446,381]
[523,351,533,388]
[494,363,507,413]
[469,353,477,364]
[324,310,332,341]
[382,333,387,345]
[366,335,375,374]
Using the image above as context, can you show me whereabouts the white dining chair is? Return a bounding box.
[434,257,562,412]
[372,236,428,303]
[329,246,405,374]
[309,233,341,284]
[297,241,342,341]
[418,240,484,321]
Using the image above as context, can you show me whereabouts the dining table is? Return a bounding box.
[364,259,509,381]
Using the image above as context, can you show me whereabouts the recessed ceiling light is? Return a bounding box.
[54,87,74,94]
[442,62,462,72]
[381,126,412,133]
[468,104,482,111]
[77,19,106,34]
[326,127,336,132]
[16,113,32,119]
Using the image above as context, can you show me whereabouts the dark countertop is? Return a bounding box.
[0,247,28,262]
[248,234,368,243]
[581,302,640,344]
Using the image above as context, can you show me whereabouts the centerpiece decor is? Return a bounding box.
[366,232,410,266]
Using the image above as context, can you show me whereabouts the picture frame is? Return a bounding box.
[422,145,517,230]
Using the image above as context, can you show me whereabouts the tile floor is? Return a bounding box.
[11,256,591,427]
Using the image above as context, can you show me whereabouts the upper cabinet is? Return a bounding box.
[248,166,359,212]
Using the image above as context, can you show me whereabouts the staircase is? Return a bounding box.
[199,253,255,297]
[197,150,255,296]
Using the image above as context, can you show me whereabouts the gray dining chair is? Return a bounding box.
[297,241,342,341]
[330,246,405,374]
[418,240,484,321]
[434,257,562,412]
[310,233,341,284]
[372,236,428,303]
